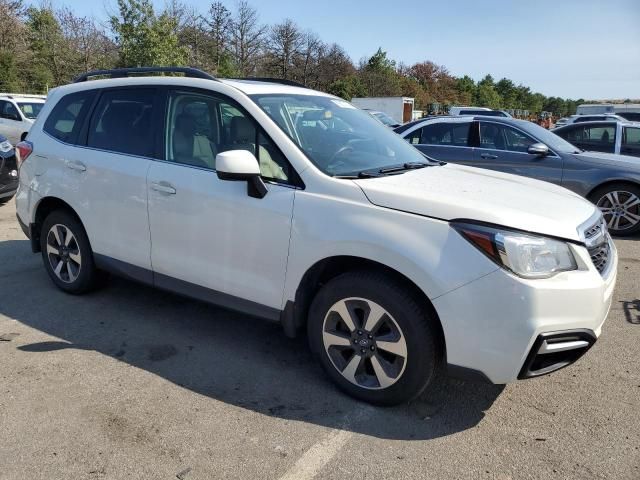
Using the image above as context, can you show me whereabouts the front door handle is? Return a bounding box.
[480,154,498,160]
[150,181,177,195]
[65,160,86,172]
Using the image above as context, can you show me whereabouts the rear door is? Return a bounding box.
[43,87,158,276]
[472,120,563,184]
[405,119,474,163]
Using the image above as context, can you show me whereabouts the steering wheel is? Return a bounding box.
[328,145,354,165]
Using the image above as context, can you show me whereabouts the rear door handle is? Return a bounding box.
[150,181,177,195]
[65,160,86,172]
[480,154,498,160]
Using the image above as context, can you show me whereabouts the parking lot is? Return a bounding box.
[0,197,638,480]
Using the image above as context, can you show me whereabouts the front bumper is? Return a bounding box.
[0,155,19,198]
[434,239,617,384]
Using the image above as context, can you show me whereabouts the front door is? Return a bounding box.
[147,88,296,312]
[472,121,563,185]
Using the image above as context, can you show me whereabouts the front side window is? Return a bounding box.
[43,90,96,144]
[17,102,44,120]
[165,90,291,182]
[88,89,155,157]
[250,94,434,177]
[480,123,536,152]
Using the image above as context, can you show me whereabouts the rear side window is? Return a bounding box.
[44,90,95,144]
[420,122,471,146]
[88,89,156,157]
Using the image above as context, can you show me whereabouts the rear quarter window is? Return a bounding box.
[43,90,96,144]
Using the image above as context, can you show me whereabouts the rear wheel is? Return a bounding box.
[0,195,13,206]
[40,210,98,294]
[308,270,441,405]
[590,183,640,236]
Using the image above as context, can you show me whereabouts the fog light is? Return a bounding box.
[10,170,17,177]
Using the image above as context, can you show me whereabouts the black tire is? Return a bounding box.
[40,210,98,294]
[589,182,640,236]
[20,132,28,141]
[0,195,13,206]
[308,270,441,406]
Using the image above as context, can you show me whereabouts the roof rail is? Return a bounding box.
[0,93,47,99]
[73,67,218,83]
[228,77,307,88]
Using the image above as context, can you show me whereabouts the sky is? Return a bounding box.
[66,0,640,100]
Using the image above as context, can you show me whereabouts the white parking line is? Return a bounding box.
[277,406,374,480]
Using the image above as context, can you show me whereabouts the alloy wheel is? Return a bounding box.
[322,297,407,390]
[596,190,640,232]
[46,224,82,283]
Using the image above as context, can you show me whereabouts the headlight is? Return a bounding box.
[453,223,577,279]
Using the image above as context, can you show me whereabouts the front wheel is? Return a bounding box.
[590,183,640,236]
[308,270,441,406]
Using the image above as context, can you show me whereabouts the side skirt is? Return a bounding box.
[93,254,282,323]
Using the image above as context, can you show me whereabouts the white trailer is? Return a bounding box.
[350,96,414,124]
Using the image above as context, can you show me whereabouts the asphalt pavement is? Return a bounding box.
[0,198,638,479]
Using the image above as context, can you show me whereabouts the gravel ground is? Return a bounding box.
[0,197,638,480]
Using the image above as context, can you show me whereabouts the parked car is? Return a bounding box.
[565,114,627,126]
[16,67,616,405]
[0,94,46,145]
[396,116,640,235]
[0,134,18,205]
[366,110,402,128]
[553,120,640,158]
[449,106,512,117]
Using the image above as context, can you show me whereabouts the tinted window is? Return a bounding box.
[88,89,155,157]
[43,90,95,144]
[420,122,470,146]
[165,90,292,183]
[406,127,423,145]
[558,124,616,152]
[0,100,20,120]
[17,102,44,119]
[622,127,640,156]
[480,122,536,152]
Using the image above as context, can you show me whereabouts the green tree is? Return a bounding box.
[327,75,365,100]
[455,75,476,105]
[110,0,187,67]
[476,74,501,108]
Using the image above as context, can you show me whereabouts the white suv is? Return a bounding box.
[15,68,617,405]
[0,94,46,144]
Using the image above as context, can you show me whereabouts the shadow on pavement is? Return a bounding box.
[621,299,640,324]
[1,238,503,441]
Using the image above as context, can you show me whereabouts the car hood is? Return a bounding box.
[573,151,640,169]
[354,163,597,242]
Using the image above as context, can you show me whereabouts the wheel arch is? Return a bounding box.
[285,255,445,355]
[586,178,640,201]
[31,196,83,252]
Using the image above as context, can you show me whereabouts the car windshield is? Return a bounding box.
[17,102,44,119]
[372,111,398,126]
[250,94,434,177]
[518,121,581,153]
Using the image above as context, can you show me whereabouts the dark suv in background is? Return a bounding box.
[0,134,18,205]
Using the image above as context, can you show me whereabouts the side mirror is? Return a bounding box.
[528,142,549,156]
[215,149,267,199]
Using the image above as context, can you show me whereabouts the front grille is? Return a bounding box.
[582,217,611,275]
[588,242,610,273]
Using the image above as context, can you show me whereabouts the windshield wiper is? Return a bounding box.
[378,162,431,174]
[334,171,382,179]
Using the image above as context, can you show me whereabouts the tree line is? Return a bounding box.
[0,0,584,116]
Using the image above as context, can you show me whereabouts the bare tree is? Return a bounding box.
[230,1,266,76]
[267,18,302,79]
[292,30,323,86]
